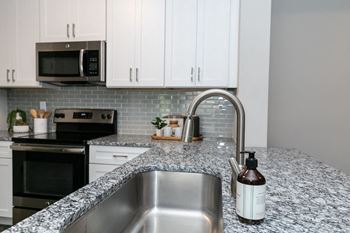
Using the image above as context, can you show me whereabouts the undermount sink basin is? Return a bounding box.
[65,171,223,233]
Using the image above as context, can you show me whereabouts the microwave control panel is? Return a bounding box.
[85,50,99,76]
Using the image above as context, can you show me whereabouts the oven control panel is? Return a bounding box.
[54,109,116,124]
[73,112,93,119]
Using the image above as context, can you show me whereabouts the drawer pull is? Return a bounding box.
[113,155,128,158]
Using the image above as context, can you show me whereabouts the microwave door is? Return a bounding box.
[38,51,81,79]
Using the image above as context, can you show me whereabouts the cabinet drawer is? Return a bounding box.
[0,141,12,159]
[89,145,149,165]
[89,164,119,183]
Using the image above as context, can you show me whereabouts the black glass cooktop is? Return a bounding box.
[12,132,111,145]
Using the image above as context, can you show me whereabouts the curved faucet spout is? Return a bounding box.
[182,89,246,169]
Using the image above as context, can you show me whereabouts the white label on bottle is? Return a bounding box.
[236,181,266,220]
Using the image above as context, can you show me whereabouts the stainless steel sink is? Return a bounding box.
[65,171,223,233]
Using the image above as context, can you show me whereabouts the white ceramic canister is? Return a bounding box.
[34,118,48,134]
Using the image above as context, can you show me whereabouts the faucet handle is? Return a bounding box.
[229,158,241,176]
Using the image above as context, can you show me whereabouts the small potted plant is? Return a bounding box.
[7,108,29,133]
[151,117,167,136]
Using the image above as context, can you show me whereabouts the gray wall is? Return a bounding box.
[268,0,350,174]
[7,87,234,137]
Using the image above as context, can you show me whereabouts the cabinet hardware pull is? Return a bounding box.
[197,67,201,82]
[11,69,15,82]
[67,24,70,38]
[72,23,76,38]
[136,68,139,82]
[6,69,10,82]
[113,155,128,158]
[190,67,194,82]
[129,67,133,82]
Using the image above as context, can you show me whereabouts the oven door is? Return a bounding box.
[11,143,88,209]
[36,41,105,83]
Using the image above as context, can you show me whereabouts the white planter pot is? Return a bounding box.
[13,125,30,133]
[156,129,163,137]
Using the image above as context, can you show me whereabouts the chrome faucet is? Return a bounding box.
[182,89,246,194]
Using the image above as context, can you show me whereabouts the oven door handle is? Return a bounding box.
[10,143,86,155]
[79,49,85,77]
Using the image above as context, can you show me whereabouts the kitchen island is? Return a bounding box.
[4,135,350,233]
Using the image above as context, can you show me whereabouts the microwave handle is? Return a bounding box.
[79,49,85,77]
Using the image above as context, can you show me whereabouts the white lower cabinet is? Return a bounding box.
[0,141,12,219]
[89,145,149,182]
[89,164,119,182]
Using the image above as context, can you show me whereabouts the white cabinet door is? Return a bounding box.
[164,0,198,87]
[107,0,165,88]
[89,164,119,182]
[0,0,16,87]
[165,0,239,88]
[90,145,149,165]
[134,0,165,87]
[39,0,72,42]
[107,0,137,87]
[15,0,42,87]
[0,142,12,159]
[0,158,12,218]
[195,0,232,87]
[73,0,106,41]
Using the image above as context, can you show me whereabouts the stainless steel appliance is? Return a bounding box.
[11,109,117,224]
[36,41,106,85]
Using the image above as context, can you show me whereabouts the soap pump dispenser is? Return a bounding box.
[236,151,266,225]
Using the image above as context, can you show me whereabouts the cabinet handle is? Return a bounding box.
[197,67,201,82]
[190,67,194,82]
[11,69,15,82]
[136,68,139,82]
[72,23,76,38]
[67,24,70,38]
[6,69,10,82]
[113,155,128,158]
[129,67,133,82]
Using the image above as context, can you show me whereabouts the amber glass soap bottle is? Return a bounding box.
[236,151,266,225]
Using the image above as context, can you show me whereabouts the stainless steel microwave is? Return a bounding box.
[36,41,105,85]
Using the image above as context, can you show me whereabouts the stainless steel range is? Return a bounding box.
[11,109,117,224]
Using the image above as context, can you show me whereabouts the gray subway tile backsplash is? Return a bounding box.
[7,87,234,138]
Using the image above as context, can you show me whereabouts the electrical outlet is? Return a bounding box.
[40,101,47,111]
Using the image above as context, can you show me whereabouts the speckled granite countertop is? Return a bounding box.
[0,130,13,141]
[0,130,33,141]
[4,134,350,233]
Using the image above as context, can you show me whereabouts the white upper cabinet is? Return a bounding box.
[0,0,41,88]
[107,0,165,88]
[15,0,42,87]
[195,0,234,87]
[39,0,71,42]
[39,0,106,42]
[0,0,16,87]
[165,0,239,88]
[73,0,107,41]
[164,0,197,87]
